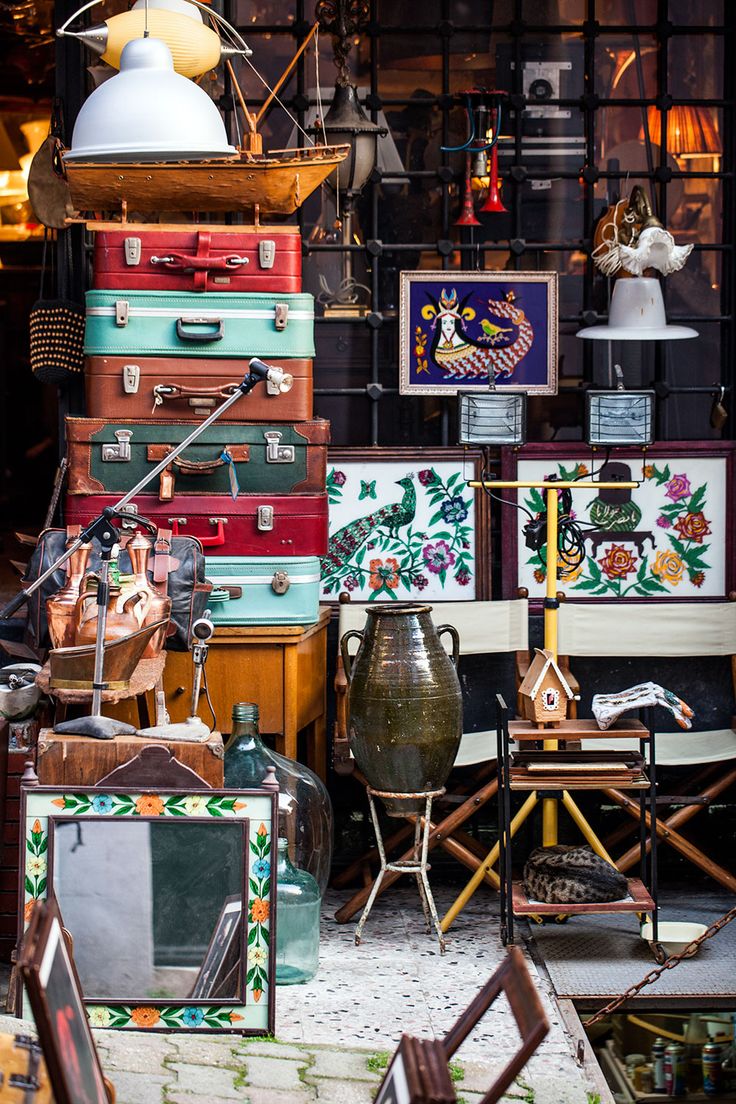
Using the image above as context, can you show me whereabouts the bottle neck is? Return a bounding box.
[229,720,263,748]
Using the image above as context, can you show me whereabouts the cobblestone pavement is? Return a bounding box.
[1,889,609,1103]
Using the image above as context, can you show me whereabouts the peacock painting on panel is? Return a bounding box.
[320,449,491,603]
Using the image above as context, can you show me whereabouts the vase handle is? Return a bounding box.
[437,624,460,667]
[340,629,364,682]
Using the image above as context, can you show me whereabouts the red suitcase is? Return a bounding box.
[84,355,313,422]
[91,223,302,293]
[63,493,329,557]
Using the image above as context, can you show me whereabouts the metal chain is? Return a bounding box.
[583,904,736,1028]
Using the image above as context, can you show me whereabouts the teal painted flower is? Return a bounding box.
[181,1007,205,1027]
[252,859,270,879]
[92,794,113,814]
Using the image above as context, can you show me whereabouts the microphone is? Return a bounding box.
[248,357,294,393]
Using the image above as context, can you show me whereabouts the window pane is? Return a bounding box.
[596,35,657,99]
[668,36,724,99]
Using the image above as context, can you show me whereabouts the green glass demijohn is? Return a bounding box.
[224,703,333,895]
[274,836,320,985]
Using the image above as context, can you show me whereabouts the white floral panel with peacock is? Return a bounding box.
[321,458,480,602]
[515,454,729,600]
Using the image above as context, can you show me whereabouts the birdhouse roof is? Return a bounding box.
[518,648,576,701]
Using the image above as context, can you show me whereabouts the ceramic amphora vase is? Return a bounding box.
[341,603,462,815]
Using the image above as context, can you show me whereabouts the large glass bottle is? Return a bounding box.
[224,702,333,895]
[274,837,320,985]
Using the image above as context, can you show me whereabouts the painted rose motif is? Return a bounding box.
[665,473,692,502]
[652,549,684,585]
[331,470,346,487]
[130,1007,160,1028]
[423,540,456,575]
[558,553,584,583]
[368,557,400,591]
[135,795,165,816]
[673,511,711,544]
[418,468,436,486]
[598,544,637,580]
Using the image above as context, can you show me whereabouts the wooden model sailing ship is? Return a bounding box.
[59,8,349,217]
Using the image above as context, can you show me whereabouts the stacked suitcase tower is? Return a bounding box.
[64,222,329,640]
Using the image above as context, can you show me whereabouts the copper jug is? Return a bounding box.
[74,576,151,646]
[46,540,93,649]
[121,531,172,657]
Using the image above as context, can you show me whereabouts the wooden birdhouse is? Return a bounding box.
[518,648,577,726]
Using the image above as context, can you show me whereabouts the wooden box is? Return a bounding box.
[36,729,224,787]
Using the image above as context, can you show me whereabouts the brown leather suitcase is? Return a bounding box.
[84,355,313,422]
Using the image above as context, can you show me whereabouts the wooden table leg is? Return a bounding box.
[280,646,298,762]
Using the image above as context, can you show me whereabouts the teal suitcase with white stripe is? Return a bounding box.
[206,556,321,625]
[84,290,315,359]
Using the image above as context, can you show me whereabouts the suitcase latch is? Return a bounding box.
[271,570,290,595]
[257,505,274,531]
[101,429,133,462]
[118,503,139,528]
[274,302,289,331]
[264,430,295,464]
[266,378,280,396]
[259,240,276,269]
[115,300,129,327]
[124,237,141,266]
[122,363,140,393]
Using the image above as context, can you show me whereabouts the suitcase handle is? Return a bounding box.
[176,317,224,342]
[153,383,239,407]
[169,517,227,547]
[147,444,250,500]
[152,252,249,273]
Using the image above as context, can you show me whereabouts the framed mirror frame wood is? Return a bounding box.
[18,786,277,1035]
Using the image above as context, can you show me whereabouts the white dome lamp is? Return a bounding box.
[577,277,698,341]
[63,36,236,162]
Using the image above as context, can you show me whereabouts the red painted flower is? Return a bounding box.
[418,469,436,486]
[665,473,692,502]
[673,511,711,544]
[692,571,705,588]
[598,544,637,580]
[368,557,400,590]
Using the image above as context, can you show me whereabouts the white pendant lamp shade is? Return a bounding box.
[577,277,697,340]
[132,0,203,22]
[64,37,235,162]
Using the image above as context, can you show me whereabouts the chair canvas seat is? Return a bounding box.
[581,727,736,767]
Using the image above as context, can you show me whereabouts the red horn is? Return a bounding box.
[455,154,481,227]
[480,141,507,214]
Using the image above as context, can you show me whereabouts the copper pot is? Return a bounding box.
[74,577,151,645]
[121,531,172,657]
[46,540,93,649]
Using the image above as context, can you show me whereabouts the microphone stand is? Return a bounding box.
[1,357,292,739]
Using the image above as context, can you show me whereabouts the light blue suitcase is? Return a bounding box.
[84,290,315,359]
[206,556,321,625]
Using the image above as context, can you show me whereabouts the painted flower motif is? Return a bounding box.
[24,900,37,922]
[27,855,47,877]
[533,568,546,584]
[181,1007,205,1027]
[368,557,400,591]
[250,898,270,924]
[652,549,685,586]
[135,795,165,817]
[665,473,692,502]
[252,989,263,1003]
[415,574,429,591]
[643,464,655,479]
[252,859,270,879]
[249,945,268,967]
[692,571,705,588]
[331,470,346,486]
[440,495,469,524]
[92,794,113,814]
[576,463,589,476]
[422,541,456,575]
[558,554,584,583]
[656,515,671,529]
[182,795,207,815]
[598,544,638,580]
[31,819,42,835]
[455,567,471,586]
[343,575,359,592]
[673,511,712,544]
[229,1013,244,1022]
[418,469,436,486]
[257,823,268,837]
[130,1007,160,1028]
[87,1006,112,1028]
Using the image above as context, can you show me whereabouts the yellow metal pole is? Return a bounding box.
[561,790,617,865]
[542,485,559,845]
[441,792,538,932]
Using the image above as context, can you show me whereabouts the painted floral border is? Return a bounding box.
[22,789,275,1033]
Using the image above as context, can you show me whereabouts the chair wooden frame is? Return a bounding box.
[332,596,529,925]
[557,598,736,894]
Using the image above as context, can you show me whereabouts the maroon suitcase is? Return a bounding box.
[91,223,302,293]
[84,355,313,422]
[64,493,329,557]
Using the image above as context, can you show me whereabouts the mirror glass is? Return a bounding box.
[52,819,245,1001]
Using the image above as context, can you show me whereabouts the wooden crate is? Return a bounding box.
[36,729,224,788]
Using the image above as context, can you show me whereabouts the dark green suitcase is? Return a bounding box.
[66,417,330,499]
